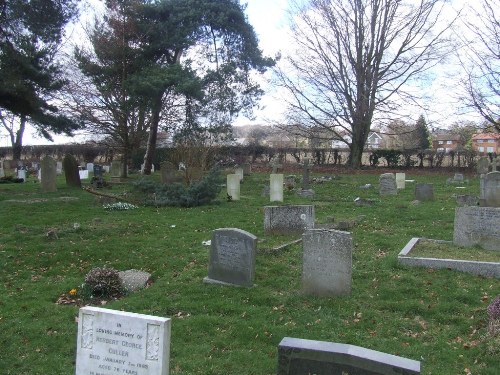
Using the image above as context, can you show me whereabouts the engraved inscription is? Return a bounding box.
[215,235,246,272]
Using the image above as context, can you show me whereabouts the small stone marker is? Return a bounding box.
[75,306,171,375]
[86,163,94,173]
[40,156,57,193]
[453,206,500,251]
[235,167,244,182]
[277,337,421,375]
[264,205,315,234]
[302,229,352,296]
[63,154,81,188]
[414,183,434,201]
[226,174,240,200]
[483,171,500,207]
[270,174,284,202]
[204,228,257,287]
[79,169,89,180]
[396,172,406,189]
[379,173,397,195]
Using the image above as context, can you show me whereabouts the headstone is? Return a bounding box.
[93,165,104,178]
[56,161,63,175]
[79,169,89,180]
[227,174,240,200]
[477,156,490,175]
[379,173,397,195]
[235,167,244,182]
[483,171,500,207]
[63,154,82,188]
[111,161,121,177]
[203,228,257,287]
[160,161,182,184]
[86,163,94,173]
[395,173,406,189]
[270,174,284,202]
[264,205,315,234]
[0,161,5,178]
[302,229,352,296]
[75,306,171,375]
[16,166,26,182]
[103,165,110,173]
[277,337,421,375]
[40,156,57,193]
[414,183,434,201]
[242,163,252,176]
[454,173,464,182]
[301,158,312,190]
[453,206,500,251]
[456,194,479,207]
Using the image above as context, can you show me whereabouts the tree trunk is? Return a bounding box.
[143,96,162,175]
[12,115,26,161]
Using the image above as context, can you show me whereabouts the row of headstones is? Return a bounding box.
[76,306,420,374]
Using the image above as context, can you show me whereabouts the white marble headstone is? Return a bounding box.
[270,174,284,202]
[76,306,171,375]
[227,174,240,200]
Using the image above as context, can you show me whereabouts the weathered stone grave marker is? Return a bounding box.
[270,174,284,202]
[396,172,406,189]
[63,154,81,188]
[40,156,57,193]
[277,337,421,375]
[111,161,122,177]
[161,161,182,185]
[453,206,500,251]
[264,205,315,234]
[301,158,312,190]
[483,171,500,207]
[235,166,244,182]
[204,228,257,287]
[226,174,240,200]
[75,306,171,375]
[302,229,352,296]
[415,183,434,201]
[379,173,397,195]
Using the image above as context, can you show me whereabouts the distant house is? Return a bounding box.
[366,131,382,149]
[331,134,351,149]
[471,133,500,154]
[431,134,463,153]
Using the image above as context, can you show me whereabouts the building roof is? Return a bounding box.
[432,134,461,141]
[471,133,500,140]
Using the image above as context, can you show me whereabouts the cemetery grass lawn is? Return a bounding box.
[0,170,499,374]
[410,239,500,263]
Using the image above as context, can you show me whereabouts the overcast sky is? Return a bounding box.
[0,0,483,146]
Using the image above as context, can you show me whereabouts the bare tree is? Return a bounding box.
[459,0,500,131]
[277,0,454,168]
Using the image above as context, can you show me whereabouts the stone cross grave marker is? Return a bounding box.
[414,183,434,201]
[379,173,397,195]
[270,174,284,202]
[302,229,352,297]
[75,306,171,375]
[226,174,240,200]
[453,206,500,251]
[484,171,500,207]
[277,337,421,375]
[301,158,312,190]
[204,228,257,287]
[264,205,315,234]
[396,172,406,189]
[40,156,57,193]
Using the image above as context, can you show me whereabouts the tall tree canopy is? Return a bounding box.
[74,0,273,176]
[277,0,453,168]
[460,0,500,131]
[0,0,81,160]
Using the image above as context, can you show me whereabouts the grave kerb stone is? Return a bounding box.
[277,337,420,375]
[75,306,171,375]
[204,228,257,287]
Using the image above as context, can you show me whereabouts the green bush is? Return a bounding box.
[133,167,222,207]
